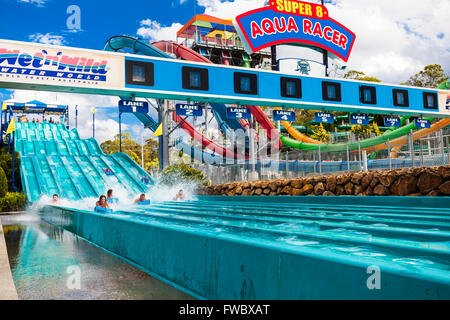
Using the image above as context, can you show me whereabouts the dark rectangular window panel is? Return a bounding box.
[322,81,341,101]
[393,89,409,107]
[281,77,302,98]
[359,85,377,104]
[182,66,209,91]
[234,72,257,95]
[423,92,438,109]
[126,60,154,86]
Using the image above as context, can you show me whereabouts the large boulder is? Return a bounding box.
[417,171,442,194]
[390,175,418,196]
[344,182,354,195]
[438,165,450,180]
[314,182,325,195]
[300,184,314,195]
[373,184,390,196]
[379,173,396,187]
[439,181,450,195]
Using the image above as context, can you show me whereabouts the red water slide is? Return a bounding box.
[152,41,282,149]
[172,113,248,160]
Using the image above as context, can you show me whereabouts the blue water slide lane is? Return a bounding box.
[15,122,153,202]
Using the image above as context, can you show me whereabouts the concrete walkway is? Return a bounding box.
[0,217,18,300]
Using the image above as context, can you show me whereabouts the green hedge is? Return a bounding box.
[0,192,27,212]
[0,147,22,192]
[0,166,7,198]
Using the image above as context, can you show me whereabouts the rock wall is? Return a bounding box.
[198,165,450,197]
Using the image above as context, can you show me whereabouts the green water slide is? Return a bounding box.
[15,122,153,203]
[280,118,432,152]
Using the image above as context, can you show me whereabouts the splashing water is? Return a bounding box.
[31,179,200,213]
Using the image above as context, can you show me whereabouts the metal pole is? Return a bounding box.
[313,151,316,175]
[141,132,144,169]
[11,131,18,192]
[440,129,444,165]
[447,136,450,165]
[420,139,424,167]
[285,151,289,178]
[318,144,322,175]
[75,105,78,129]
[387,138,392,170]
[346,144,350,172]
[119,112,122,152]
[410,129,414,167]
[358,138,361,171]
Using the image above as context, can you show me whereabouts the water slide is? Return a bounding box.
[152,40,282,150]
[15,122,152,202]
[105,36,245,160]
[151,40,248,138]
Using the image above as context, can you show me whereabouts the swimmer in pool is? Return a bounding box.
[175,189,186,201]
[134,193,147,204]
[96,195,110,209]
[50,194,60,205]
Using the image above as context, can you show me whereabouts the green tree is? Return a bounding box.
[159,163,209,186]
[404,64,449,88]
[100,132,159,169]
[310,123,330,143]
[344,70,381,82]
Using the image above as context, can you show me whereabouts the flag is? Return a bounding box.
[153,123,163,137]
[1,102,7,110]
[6,118,15,135]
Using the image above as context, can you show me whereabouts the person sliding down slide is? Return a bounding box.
[134,193,151,205]
[49,194,60,205]
[106,189,118,204]
[95,195,113,213]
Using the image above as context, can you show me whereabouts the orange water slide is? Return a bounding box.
[273,107,322,144]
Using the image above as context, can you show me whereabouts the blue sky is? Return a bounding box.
[0,0,449,143]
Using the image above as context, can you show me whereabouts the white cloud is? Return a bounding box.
[137,20,183,42]
[29,33,65,46]
[144,0,447,83]
[17,0,47,6]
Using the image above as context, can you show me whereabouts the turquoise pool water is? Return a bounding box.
[38,196,450,299]
[1,213,193,300]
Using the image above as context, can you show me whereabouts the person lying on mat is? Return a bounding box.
[175,189,186,201]
[96,195,110,209]
[106,189,118,204]
[134,193,148,204]
[50,194,60,205]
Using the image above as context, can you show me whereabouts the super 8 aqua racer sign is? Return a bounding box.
[234,0,356,61]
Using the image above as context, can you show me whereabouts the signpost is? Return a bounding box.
[234,1,356,62]
[350,114,369,125]
[384,116,401,128]
[175,103,203,117]
[315,112,334,124]
[118,100,150,152]
[273,110,296,122]
[118,100,149,114]
[226,106,251,119]
[414,119,431,129]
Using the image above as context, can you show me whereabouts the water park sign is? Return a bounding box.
[273,110,295,121]
[0,39,123,88]
[315,112,334,124]
[227,107,251,119]
[118,100,149,113]
[175,103,203,117]
[350,114,369,125]
[384,117,401,128]
[234,1,356,61]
